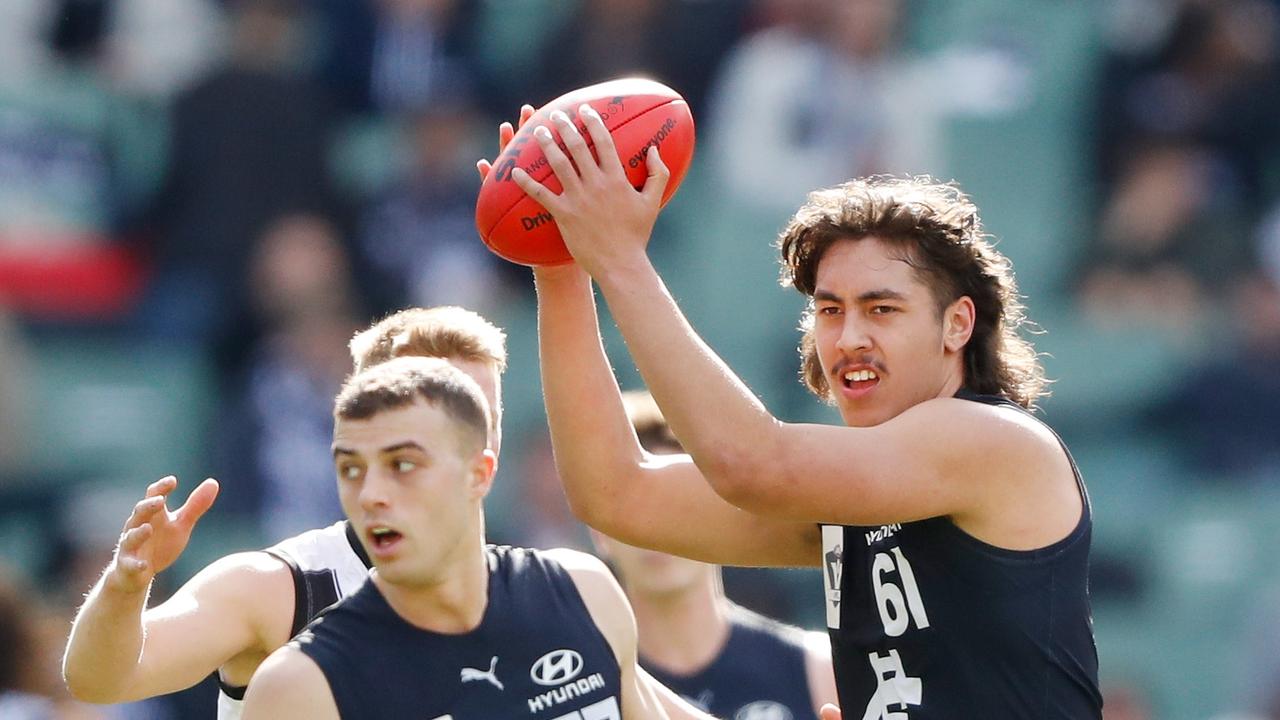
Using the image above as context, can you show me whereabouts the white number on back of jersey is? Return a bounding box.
[871,547,930,637]
[550,696,620,720]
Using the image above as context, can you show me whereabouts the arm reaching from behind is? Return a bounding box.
[63,476,216,700]
[63,476,293,703]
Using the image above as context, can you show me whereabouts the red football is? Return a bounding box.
[475,77,696,266]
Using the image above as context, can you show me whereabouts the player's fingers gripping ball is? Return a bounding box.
[475,77,696,266]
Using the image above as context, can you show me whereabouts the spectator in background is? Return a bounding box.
[1147,269,1280,479]
[0,0,153,322]
[101,0,225,100]
[0,310,30,471]
[217,214,363,541]
[0,565,58,719]
[1,565,104,719]
[1079,0,1279,330]
[139,0,337,349]
[367,0,486,115]
[533,0,747,118]
[704,0,945,215]
[1094,0,1280,204]
[1074,141,1254,332]
[356,78,525,316]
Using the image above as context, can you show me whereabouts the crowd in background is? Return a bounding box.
[1,0,1278,718]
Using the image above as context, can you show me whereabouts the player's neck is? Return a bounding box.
[374,536,489,634]
[632,579,730,676]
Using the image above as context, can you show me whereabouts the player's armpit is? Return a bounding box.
[242,647,339,720]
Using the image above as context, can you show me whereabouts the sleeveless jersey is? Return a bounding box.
[820,390,1102,719]
[642,604,816,720]
[294,545,623,719]
[216,521,372,720]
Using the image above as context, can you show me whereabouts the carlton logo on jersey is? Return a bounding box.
[526,649,607,714]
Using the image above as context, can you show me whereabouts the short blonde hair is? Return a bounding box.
[349,306,507,444]
[350,306,507,374]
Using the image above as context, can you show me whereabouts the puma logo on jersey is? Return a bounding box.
[865,524,902,546]
[461,656,504,690]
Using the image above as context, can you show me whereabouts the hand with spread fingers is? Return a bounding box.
[510,103,670,278]
[108,475,219,594]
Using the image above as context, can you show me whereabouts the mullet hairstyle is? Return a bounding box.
[334,357,491,455]
[777,176,1047,409]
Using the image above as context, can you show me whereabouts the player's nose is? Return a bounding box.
[834,315,873,354]
[357,471,392,510]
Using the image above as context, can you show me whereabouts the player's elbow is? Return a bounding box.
[62,663,128,704]
[697,442,786,513]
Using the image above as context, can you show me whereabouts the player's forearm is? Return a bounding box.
[591,258,786,506]
[63,573,151,702]
[534,266,651,527]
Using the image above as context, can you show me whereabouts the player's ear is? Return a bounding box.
[942,296,976,353]
[469,448,497,499]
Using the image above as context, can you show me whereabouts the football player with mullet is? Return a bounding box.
[489,103,1103,718]
[62,307,513,719]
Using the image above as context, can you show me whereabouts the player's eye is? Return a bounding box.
[870,305,898,315]
[337,463,362,481]
[394,459,417,473]
[817,305,841,316]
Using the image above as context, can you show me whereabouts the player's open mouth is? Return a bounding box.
[839,367,881,398]
[367,526,403,552]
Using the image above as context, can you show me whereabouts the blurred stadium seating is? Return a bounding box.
[2,1,1277,718]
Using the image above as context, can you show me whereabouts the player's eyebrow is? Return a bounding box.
[379,441,426,455]
[856,288,908,303]
[813,288,908,303]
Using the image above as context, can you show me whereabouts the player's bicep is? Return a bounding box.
[611,453,820,568]
[242,647,339,720]
[130,553,293,696]
[744,400,1009,526]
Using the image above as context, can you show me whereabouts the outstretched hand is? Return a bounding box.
[510,103,670,278]
[107,476,219,594]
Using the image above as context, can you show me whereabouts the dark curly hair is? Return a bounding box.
[777,176,1047,409]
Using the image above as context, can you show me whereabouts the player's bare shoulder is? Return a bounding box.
[242,646,338,720]
[542,548,635,658]
[903,395,1069,472]
[178,551,296,644]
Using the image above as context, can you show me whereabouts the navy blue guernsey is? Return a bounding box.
[293,545,623,720]
[642,604,816,720]
[820,390,1102,719]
